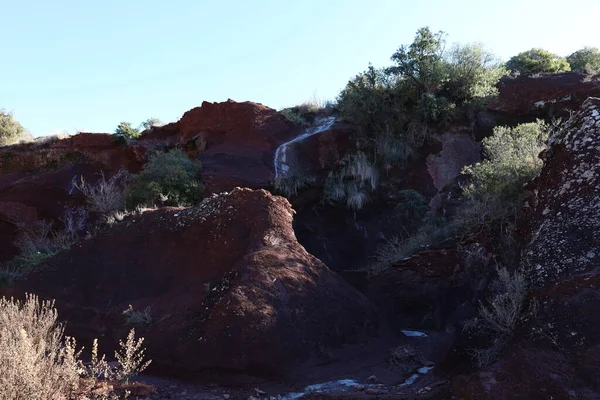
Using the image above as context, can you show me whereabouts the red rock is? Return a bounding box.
[147,100,300,192]
[12,188,378,379]
[492,72,600,116]
[426,129,481,191]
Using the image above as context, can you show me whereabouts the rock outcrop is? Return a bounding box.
[453,98,600,399]
[522,97,600,286]
[147,100,299,192]
[426,129,481,191]
[492,72,600,117]
[11,188,378,378]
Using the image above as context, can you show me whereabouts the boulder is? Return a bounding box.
[12,188,378,378]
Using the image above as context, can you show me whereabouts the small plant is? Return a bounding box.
[274,174,316,197]
[479,266,527,336]
[280,108,309,127]
[372,218,460,273]
[114,122,140,140]
[114,328,152,383]
[125,149,204,208]
[74,170,128,213]
[122,305,152,328]
[323,152,378,211]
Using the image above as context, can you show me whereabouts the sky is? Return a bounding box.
[2,0,599,137]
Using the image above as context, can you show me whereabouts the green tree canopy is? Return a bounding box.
[114,122,140,139]
[567,47,600,74]
[505,48,571,74]
[0,110,31,146]
[387,27,448,96]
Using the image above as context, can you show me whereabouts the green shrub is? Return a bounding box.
[126,149,204,208]
[394,190,428,221]
[122,305,152,328]
[114,122,140,140]
[461,120,548,223]
[337,27,507,184]
[0,110,32,146]
[506,48,571,74]
[280,108,309,127]
[567,47,600,74]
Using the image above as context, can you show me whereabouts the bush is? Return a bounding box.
[2,216,81,281]
[505,48,571,74]
[280,108,309,127]
[122,305,152,328]
[0,294,152,398]
[139,118,163,132]
[126,149,204,208]
[0,294,81,399]
[0,110,32,147]
[461,120,548,223]
[114,122,140,140]
[323,152,378,211]
[337,27,508,192]
[274,174,315,198]
[567,47,600,74]
[74,170,128,213]
[479,266,527,336]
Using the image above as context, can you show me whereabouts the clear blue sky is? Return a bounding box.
[2,0,598,137]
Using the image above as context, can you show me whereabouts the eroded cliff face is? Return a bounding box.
[453,99,600,399]
[522,97,600,286]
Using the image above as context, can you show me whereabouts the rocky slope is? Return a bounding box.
[8,188,378,380]
[453,98,600,399]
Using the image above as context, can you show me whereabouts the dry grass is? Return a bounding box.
[74,170,128,213]
[0,294,151,399]
[0,294,82,400]
[479,266,527,335]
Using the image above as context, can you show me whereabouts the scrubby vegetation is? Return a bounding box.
[567,46,600,74]
[374,120,549,271]
[74,170,129,213]
[126,149,204,208]
[505,48,571,74]
[0,110,32,146]
[460,120,549,225]
[114,122,140,140]
[321,27,509,210]
[114,118,163,140]
[0,294,151,399]
[0,212,84,285]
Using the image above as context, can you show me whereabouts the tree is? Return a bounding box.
[114,122,140,139]
[567,47,600,74]
[387,27,448,96]
[139,118,163,131]
[505,48,571,75]
[0,109,31,146]
[444,43,508,102]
